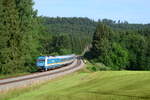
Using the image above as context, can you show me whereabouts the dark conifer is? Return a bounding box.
[16,0,39,71]
[0,0,22,74]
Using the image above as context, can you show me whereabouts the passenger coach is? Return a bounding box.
[36,54,75,71]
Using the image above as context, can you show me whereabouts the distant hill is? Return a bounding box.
[38,17,97,54]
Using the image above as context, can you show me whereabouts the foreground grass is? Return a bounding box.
[0,70,150,100]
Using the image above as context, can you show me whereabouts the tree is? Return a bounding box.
[123,33,148,70]
[87,23,129,70]
[48,35,72,55]
[144,38,150,70]
[16,0,40,71]
[0,0,22,74]
[108,43,129,70]
[0,0,40,74]
[90,23,112,58]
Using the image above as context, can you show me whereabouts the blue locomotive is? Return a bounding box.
[36,54,75,71]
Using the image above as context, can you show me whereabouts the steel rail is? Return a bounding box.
[0,59,81,86]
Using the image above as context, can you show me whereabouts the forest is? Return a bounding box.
[0,0,150,75]
[38,17,96,55]
[85,21,150,70]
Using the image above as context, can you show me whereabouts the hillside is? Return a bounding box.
[38,17,97,54]
[1,70,150,100]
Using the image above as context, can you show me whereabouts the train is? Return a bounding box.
[36,54,76,71]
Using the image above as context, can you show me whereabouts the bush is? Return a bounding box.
[95,63,111,71]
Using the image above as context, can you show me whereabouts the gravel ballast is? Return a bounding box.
[0,59,84,92]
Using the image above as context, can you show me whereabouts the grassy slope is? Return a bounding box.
[1,71,150,100]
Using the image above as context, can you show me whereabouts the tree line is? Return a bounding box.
[85,21,150,70]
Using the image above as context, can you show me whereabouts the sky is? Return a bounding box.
[33,0,150,24]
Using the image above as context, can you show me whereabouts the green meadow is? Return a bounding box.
[0,69,150,100]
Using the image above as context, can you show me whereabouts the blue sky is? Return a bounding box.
[33,0,150,24]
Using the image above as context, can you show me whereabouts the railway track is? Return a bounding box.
[0,58,84,92]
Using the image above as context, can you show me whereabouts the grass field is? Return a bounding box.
[0,70,150,100]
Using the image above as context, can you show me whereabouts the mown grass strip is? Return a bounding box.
[0,69,150,100]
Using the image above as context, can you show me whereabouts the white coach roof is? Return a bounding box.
[46,54,75,59]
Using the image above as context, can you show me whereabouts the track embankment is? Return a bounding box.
[0,59,84,92]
